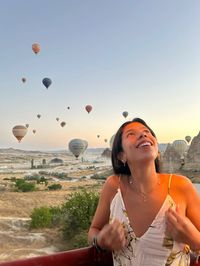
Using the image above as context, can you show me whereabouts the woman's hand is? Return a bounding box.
[165,205,200,250]
[96,219,127,251]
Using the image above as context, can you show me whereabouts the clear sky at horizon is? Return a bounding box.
[0,0,200,150]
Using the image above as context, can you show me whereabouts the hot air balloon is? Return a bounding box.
[37,114,41,119]
[85,105,92,113]
[83,140,88,149]
[32,43,40,54]
[172,140,188,157]
[25,124,29,128]
[22,77,26,83]
[122,111,128,118]
[56,117,59,122]
[97,135,100,138]
[42,78,52,89]
[67,106,70,110]
[68,139,88,159]
[60,121,66,127]
[33,129,36,134]
[104,139,108,143]
[12,125,27,143]
[185,135,191,143]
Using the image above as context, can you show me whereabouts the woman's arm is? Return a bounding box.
[166,205,200,250]
[88,175,126,251]
[166,177,200,251]
[184,179,200,250]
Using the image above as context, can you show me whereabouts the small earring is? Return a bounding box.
[121,160,126,167]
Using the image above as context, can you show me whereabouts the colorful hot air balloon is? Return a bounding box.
[68,139,88,159]
[12,125,27,143]
[122,111,128,118]
[37,114,41,119]
[32,43,40,54]
[22,77,26,83]
[185,135,191,143]
[42,78,52,89]
[85,105,92,113]
[60,121,66,127]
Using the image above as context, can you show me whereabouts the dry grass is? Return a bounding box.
[0,172,102,218]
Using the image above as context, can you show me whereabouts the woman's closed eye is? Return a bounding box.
[143,129,151,134]
[127,132,135,137]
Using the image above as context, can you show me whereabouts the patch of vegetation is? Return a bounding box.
[15,179,36,192]
[30,206,62,228]
[3,177,12,181]
[39,171,71,180]
[24,173,48,185]
[10,176,17,182]
[3,176,17,181]
[90,173,106,180]
[61,190,99,246]
[29,189,99,249]
[47,183,62,190]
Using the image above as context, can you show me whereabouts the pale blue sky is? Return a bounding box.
[0,0,200,150]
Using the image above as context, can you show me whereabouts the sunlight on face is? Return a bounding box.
[121,122,158,163]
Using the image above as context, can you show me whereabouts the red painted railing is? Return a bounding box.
[0,246,112,266]
[0,246,199,266]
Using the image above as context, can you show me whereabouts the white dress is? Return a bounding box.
[110,174,190,266]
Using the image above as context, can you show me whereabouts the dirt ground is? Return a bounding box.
[0,173,102,218]
[0,172,103,262]
[0,169,199,218]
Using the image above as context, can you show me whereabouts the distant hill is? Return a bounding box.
[0,148,60,155]
[0,147,105,155]
[0,146,168,155]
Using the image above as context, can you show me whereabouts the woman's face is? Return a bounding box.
[120,122,158,165]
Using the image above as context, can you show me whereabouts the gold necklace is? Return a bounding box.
[129,176,161,202]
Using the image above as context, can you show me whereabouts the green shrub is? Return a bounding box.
[15,179,36,192]
[30,206,62,229]
[30,207,52,228]
[15,179,25,186]
[29,189,99,249]
[61,189,99,240]
[48,183,62,190]
[36,176,48,185]
[49,206,63,226]
[71,230,88,248]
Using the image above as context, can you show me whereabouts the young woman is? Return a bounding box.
[88,118,200,266]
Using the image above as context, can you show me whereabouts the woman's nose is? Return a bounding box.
[138,131,147,138]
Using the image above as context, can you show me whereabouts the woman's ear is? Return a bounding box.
[117,152,126,164]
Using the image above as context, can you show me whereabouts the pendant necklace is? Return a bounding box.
[129,176,160,202]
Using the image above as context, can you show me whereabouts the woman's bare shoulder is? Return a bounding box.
[170,173,197,196]
[159,173,193,193]
[104,174,120,190]
[172,173,192,186]
[99,175,119,201]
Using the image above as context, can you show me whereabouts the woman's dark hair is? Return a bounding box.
[111,117,160,175]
